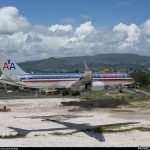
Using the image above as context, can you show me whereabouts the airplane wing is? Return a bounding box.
[66,70,92,89]
[66,60,92,89]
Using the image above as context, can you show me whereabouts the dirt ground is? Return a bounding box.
[0,98,149,147]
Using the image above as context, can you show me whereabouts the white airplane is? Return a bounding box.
[0,51,135,95]
[0,51,93,95]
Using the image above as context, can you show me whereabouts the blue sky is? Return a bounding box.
[0,0,150,29]
[0,0,150,61]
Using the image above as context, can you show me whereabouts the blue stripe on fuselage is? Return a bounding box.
[18,73,132,81]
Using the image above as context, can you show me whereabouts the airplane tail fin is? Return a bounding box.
[0,50,26,76]
[83,59,90,71]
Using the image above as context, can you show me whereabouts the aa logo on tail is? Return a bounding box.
[3,60,16,70]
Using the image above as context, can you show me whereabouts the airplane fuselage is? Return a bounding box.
[2,73,134,89]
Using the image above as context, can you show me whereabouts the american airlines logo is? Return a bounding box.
[3,60,16,70]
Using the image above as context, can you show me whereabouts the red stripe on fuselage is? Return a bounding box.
[23,79,76,82]
[94,78,134,81]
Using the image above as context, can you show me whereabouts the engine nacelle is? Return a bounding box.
[91,81,104,91]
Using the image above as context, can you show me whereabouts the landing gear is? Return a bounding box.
[85,83,91,91]
[3,83,7,93]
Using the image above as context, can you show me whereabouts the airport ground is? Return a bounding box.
[0,89,150,147]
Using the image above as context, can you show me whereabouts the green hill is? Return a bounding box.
[18,53,150,73]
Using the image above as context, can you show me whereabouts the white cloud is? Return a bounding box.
[68,21,96,44]
[0,6,150,62]
[113,23,141,49]
[0,6,30,34]
[48,24,72,32]
[74,21,96,38]
[141,19,150,36]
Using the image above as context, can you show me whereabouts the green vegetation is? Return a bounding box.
[18,53,150,73]
[50,124,150,136]
[81,89,149,105]
[60,88,150,109]
[131,72,150,92]
[0,134,25,139]
[111,109,135,112]
[94,126,150,134]
[34,134,40,136]
[50,130,80,136]
[131,72,150,87]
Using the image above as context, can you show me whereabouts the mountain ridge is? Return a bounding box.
[18,53,150,73]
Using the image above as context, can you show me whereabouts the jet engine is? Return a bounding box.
[91,81,104,91]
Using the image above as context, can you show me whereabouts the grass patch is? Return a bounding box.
[34,134,40,136]
[50,124,150,136]
[0,134,25,139]
[86,125,150,134]
[139,86,150,93]
[100,127,150,133]
[79,89,150,109]
[34,134,45,136]
[111,109,135,112]
[50,130,81,136]
[62,97,129,108]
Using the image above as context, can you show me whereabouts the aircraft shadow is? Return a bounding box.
[8,120,140,142]
[13,114,93,120]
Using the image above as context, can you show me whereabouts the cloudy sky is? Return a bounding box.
[0,0,150,62]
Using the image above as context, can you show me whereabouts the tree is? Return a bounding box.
[131,72,150,87]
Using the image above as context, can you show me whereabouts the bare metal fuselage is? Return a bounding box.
[0,73,135,90]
